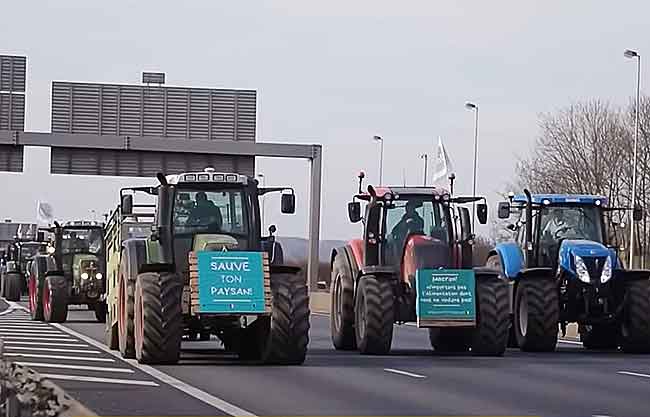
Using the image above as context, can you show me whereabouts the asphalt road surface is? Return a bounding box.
[2,298,650,417]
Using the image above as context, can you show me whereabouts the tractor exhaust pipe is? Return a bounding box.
[523,189,534,267]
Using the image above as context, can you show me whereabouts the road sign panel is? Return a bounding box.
[416,269,476,326]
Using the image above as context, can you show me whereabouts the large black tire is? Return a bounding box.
[330,252,356,350]
[580,324,618,350]
[95,300,107,323]
[238,273,310,365]
[620,279,650,353]
[354,275,394,355]
[514,278,559,352]
[134,272,183,364]
[486,254,517,348]
[118,257,135,359]
[470,276,510,356]
[43,275,69,323]
[4,272,22,302]
[105,304,119,350]
[428,328,472,352]
[28,271,44,321]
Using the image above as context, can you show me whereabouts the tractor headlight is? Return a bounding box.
[575,256,591,283]
[95,273,103,280]
[600,256,612,283]
[81,272,89,280]
[47,246,55,254]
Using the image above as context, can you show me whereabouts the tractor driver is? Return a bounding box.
[187,192,223,232]
[390,200,425,257]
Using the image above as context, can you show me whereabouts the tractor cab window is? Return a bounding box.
[19,244,44,261]
[539,205,603,243]
[61,228,104,255]
[384,198,449,263]
[173,189,248,236]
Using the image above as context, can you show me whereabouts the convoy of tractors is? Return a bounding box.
[2,165,650,366]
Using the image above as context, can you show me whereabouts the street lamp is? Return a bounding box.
[373,135,384,184]
[625,49,641,268]
[420,153,428,186]
[257,173,266,229]
[465,101,479,231]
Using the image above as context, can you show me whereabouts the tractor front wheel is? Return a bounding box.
[514,278,559,352]
[470,276,509,356]
[4,272,22,302]
[28,273,44,321]
[354,275,394,355]
[118,258,135,359]
[134,272,183,364]
[43,275,68,323]
[330,252,356,350]
[620,279,650,353]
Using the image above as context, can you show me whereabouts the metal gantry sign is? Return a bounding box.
[0,56,323,289]
[0,55,26,171]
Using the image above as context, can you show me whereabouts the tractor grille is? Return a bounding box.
[582,256,606,282]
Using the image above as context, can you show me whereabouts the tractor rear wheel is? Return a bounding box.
[486,255,517,348]
[134,272,183,364]
[330,252,356,350]
[470,276,509,356]
[118,258,135,359]
[354,275,394,355]
[514,278,559,352]
[4,272,22,302]
[28,272,44,321]
[43,275,68,323]
[580,324,618,350]
[620,279,650,353]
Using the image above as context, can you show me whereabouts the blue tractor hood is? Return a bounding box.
[558,239,618,276]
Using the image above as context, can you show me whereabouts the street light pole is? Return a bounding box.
[465,102,479,231]
[420,153,428,186]
[625,49,641,268]
[373,135,384,185]
[257,173,266,230]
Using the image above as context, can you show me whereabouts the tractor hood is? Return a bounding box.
[558,239,618,280]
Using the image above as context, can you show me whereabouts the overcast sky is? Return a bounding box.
[1,1,648,240]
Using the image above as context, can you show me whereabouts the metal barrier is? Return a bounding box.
[0,338,96,417]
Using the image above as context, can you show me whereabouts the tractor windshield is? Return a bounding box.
[61,228,104,255]
[173,188,248,237]
[385,197,449,261]
[539,205,604,244]
[20,243,45,261]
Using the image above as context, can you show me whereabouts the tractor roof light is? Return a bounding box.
[214,174,225,182]
[226,174,238,183]
[184,174,197,182]
[197,174,211,182]
[542,199,551,205]
[595,199,602,206]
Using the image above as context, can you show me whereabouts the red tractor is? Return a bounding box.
[330,173,509,355]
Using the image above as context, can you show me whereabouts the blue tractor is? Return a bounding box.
[487,190,650,352]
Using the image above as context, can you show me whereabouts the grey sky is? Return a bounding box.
[1,1,647,240]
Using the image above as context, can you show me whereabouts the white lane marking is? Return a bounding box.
[558,340,583,346]
[14,362,135,374]
[0,321,51,325]
[5,346,101,354]
[618,370,650,379]
[4,353,114,362]
[54,323,258,416]
[0,332,66,337]
[0,328,62,333]
[0,336,77,341]
[383,368,427,379]
[39,373,159,387]
[0,325,55,330]
[5,341,88,347]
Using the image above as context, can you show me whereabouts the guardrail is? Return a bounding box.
[0,339,96,417]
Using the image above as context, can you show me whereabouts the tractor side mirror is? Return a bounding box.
[633,206,644,222]
[121,194,133,216]
[459,207,472,242]
[477,203,488,225]
[281,193,295,214]
[497,202,511,219]
[348,202,362,223]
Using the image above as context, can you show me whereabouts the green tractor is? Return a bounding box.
[104,168,310,365]
[28,221,107,323]
[2,232,48,302]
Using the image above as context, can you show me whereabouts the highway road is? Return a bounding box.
[2,298,650,417]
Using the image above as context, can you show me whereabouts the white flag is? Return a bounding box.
[431,136,454,184]
[36,201,54,226]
